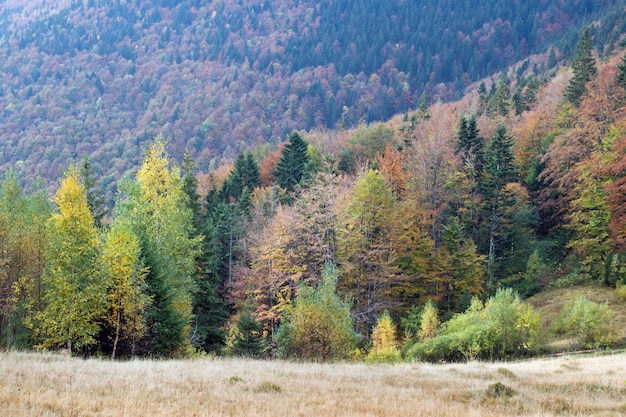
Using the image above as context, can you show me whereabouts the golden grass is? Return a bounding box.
[1,351,625,416]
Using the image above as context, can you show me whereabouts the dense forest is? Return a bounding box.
[1,25,625,360]
[0,0,625,203]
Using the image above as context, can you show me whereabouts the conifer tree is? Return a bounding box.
[481,123,518,288]
[36,167,104,353]
[366,310,400,363]
[616,50,626,92]
[79,156,107,227]
[118,139,201,356]
[565,27,597,107]
[225,304,266,358]
[274,132,309,193]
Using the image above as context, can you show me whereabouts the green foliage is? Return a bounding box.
[406,289,541,361]
[552,295,619,349]
[276,263,356,361]
[339,124,396,173]
[100,219,150,358]
[617,51,626,92]
[274,132,309,193]
[0,171,51,349]
[118,139,201,356]
[35,167,105,353]
[79,156,107,228]
[565,27,597,106]
[225,307,267,358]
[366,310,401,364]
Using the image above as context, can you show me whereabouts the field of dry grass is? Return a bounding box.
[1,351,625,417]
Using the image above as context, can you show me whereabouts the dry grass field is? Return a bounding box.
[0,351,625,417]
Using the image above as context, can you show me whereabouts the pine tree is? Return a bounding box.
[79,156,107,227]
[491,77,511,117]
[274,132,309,193]
[36,167,104,353]
[481,123,518,289]
[225,305,266,358]
[616,51,626,92]
[565,27,597,107]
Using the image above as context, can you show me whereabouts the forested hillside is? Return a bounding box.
[1,23,625,359]
[0,0,625,201]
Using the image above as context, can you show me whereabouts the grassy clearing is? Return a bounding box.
[1,351,625,416]
[527,285,626,348]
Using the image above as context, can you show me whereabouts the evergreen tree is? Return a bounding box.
[274,132,309,193]
[119,139,201,356]
[181,152,227,352]
[79,156,107,227]
[616,50,626,92]
[481,123,518,289]
[225,304,266,358]
[565,27,597,107]
[491,77,511,117]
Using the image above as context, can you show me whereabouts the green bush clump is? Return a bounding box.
[551,295,619,349]
[275,263,356,361]
[405,288,541,361]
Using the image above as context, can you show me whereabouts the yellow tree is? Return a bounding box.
[119,138,201,356]
[35,167,104,353]
[100,220,149,358]
[340,170,398,336]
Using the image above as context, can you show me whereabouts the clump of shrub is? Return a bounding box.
[275,263,356,361]
[486,382,516,398]
[254,381,282,393]
[405,288,541,361]
[366,310,401,364]
[551,295,619,349]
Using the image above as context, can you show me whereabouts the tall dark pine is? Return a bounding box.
[565,27,597,107]
[182,152,227,353]
[616,51,626,92]
[481,123,517,289]
[79,156,107,227]
[456,115,485,176]
[274,132,309,193]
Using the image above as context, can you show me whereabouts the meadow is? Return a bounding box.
[0,351,624,417]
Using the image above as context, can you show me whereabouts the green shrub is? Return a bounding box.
[405,289,541,361]
[275,263,356,361]
[552,295,619,349]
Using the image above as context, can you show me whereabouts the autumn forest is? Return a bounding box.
[1,1,626,361]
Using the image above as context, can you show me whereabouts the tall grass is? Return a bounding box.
[0,351,624,416]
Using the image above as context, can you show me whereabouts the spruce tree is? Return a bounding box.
[481,123,517,289]
[79,156,107,228]
[274,132,309,193]
[565,27,597,106]
[616,50,626,92]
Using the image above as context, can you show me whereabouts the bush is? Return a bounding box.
[552,295,619,349]
[275,263,356,361]
[405,289,541,361]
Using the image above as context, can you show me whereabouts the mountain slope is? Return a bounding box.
[0,0,624,198]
